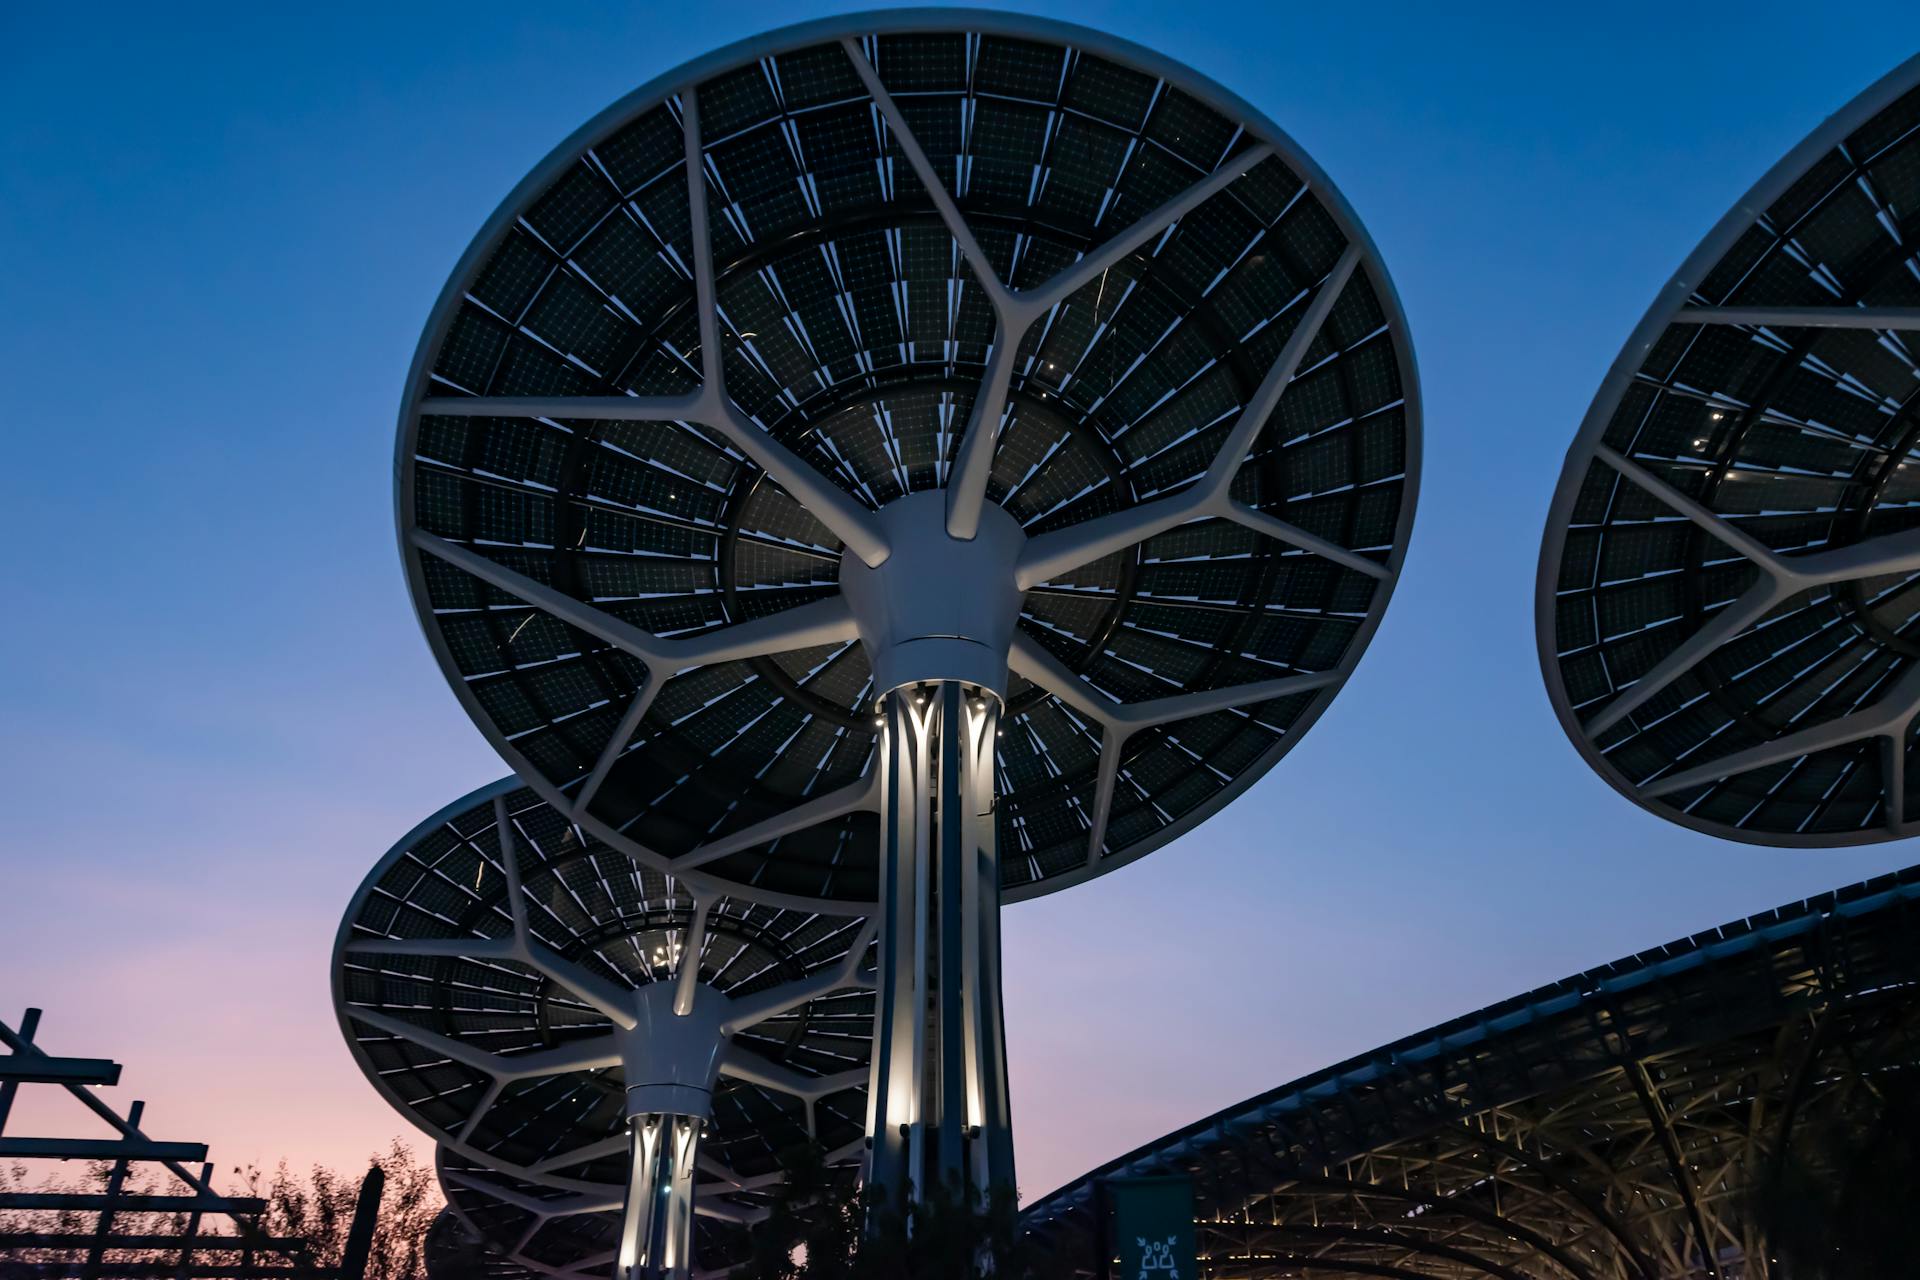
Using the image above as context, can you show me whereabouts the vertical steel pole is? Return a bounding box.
[616,1113,701,1280]
[84,1098,139,1280]
[867,687,925,1200]
[966,695,1015,1195]
[936,681,968,1192]
[866,683,1016,1217]
[339,1164,384,1280]
[0,1009,38,1138]
[173,1162,212,1280]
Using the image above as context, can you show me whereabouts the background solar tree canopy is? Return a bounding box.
[434,1149,762,1280]
[394,8,1420,910]
[1540,52,1920,844]
[331,779,874,1277]
[425,1205,538,1280]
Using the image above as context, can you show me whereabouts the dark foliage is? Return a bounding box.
[0,1138,439,1280]
[730,1150,1068,1279]
[1760,1074,1920,1279]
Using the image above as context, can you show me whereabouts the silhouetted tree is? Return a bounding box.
[731,1149,1054,1279]
[1759,1072,1920,1279]
[246,1139,440,1280]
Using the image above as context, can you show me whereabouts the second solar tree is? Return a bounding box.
[334,781,876,1277]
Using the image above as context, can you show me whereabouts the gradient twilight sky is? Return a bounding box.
[5,0,1920,1206]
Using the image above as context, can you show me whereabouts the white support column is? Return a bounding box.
[1672,304,1920,330]
[616,1113,701,1280]
[864,682,1013,1213]
[962,692,1013,1195]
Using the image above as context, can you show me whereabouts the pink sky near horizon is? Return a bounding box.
[8,775,1908,1209]
[1,801,1422,1203]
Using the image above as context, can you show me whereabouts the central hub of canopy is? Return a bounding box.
[616,983,727,1120]
[839,491,1027,703]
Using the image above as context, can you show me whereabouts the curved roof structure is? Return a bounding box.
[331,778,873,1198]
[435,1148,762,1280]
[395,8,1419,907]
[1539,53,1920,845]
[1019,864,1920,1277]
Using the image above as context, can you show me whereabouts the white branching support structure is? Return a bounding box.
[1009,634,1342,865]
[405,73,1381,877]
[839,34,1280,543]
[419,88,890,571]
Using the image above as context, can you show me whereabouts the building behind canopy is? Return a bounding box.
[1019,865,1920,1278]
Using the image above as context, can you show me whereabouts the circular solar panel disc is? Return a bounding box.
[332,779,873,1199]
[397,11,1419,905]
[1541,54,1920,844]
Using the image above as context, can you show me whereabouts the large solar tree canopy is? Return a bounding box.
[332,779,873,1279]
[395,8,1417,1213]
[396,9,1418,907]
[1540,52,1920,844]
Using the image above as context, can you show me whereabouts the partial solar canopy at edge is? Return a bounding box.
[1539,53,1920,845]
[395,9,1420,907]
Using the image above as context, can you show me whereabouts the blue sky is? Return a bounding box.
[4,2,1920,1201]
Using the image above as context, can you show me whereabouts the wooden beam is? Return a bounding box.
[0,1055,121,1085]
[0,1136,207,1161]
[0,1192,268,1214]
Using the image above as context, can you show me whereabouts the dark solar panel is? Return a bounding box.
[437,1149,758,1278]
[1541,54,1920,845]
[397,13,1418,905]
[424,1207,531,1280]
[333,779,873,1235]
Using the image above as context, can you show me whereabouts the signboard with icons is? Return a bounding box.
[1106,1176,1196,1280]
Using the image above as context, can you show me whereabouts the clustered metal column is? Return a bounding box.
[867,682,1014,1208]
[617,1112,699,1280]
